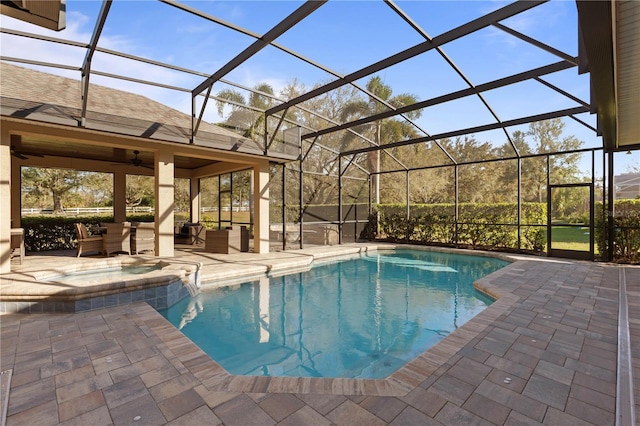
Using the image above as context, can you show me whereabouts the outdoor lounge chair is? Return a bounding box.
[174,222,203,245]
[74,223,103,257]
[102,222,131,256]
[132,222,155,254]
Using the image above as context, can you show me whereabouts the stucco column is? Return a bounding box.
[155,149,174,257]
[10,155,21,228]
[253,159,270,254]
[1,129,12,273]
[190,178,200,224]
[113,171,127,223]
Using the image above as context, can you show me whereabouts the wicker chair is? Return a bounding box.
[132,222,155,255]
[74,223,104,257]
[102,222,131,256]
[174,222,204,245]
[10,228,25,263]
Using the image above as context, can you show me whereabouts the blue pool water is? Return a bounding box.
[158,250,508,379]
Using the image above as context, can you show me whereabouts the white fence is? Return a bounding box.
[201,207,250,212]
[21,206,250,215]
[21,207,154,215]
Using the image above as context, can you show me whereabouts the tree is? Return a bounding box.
[438,136,502,203]
[527,120,583,202]
[21,167,89,213]
[126,175,154,207]
[174,178,191,213]
[232,170,252,211]
[215,83,276,140]
[297,81,361,207]
[78,172,113,207]
[339,76,423,204]
[500,119,584,203]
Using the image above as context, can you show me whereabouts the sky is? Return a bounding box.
[0,0,637,173]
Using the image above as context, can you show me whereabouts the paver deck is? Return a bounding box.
[1,244,637,425]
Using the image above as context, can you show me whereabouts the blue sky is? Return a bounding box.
[1,0,637,173]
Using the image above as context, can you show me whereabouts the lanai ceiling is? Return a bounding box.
[0,0,638,172]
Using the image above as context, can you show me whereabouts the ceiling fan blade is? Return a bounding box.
[12,152,28,160]
[11,144,29,160]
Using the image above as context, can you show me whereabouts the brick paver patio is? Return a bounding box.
[1,245,636,425]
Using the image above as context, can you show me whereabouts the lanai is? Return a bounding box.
[1,0,639,273]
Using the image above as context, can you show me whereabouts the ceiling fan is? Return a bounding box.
[10,145,44,160]
[113,150,153,169]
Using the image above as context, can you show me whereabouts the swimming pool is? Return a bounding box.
[159,249,508,379]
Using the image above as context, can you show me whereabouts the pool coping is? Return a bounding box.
[0,257,201,301]
[1,243,525,395]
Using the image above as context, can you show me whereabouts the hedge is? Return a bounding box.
[594,199,640,263]
[20,214,154,252]
[19,200,638,262]
[370,202,547,253]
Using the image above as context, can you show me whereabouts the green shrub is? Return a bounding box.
[127,213,155,223]
[20,215,112,252]
[595,200,640,263]
[20,214,159,252]
[521,225,546,252]
[359,213,378,240]
[371,202,546,253]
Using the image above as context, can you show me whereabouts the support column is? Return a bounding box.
[113,171,127,223]
[0,129,11,273]
[454,164,459,247]
[517,158,522,250]
[607,151,615,262]
[253,159,270,254]
[190,178,200,223]
[299,161,303,249]
[406,170,410,220]
[11,156,21,228]
[155,149,174,257]
[338,158,343,245]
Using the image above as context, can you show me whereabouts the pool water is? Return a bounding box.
[159,250,508,379]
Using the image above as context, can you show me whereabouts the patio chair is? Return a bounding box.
[102,222,131,256]
[74,223,104,257]
[132,222,155,255]
[10,228,25,264]
[204,226,248,253]
[174,222,204,245]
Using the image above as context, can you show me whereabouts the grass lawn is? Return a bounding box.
[551,225,592,252]
[200,211,251,228]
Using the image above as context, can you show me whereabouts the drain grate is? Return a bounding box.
[0,369,12,426]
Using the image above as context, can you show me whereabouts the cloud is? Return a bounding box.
[0,10,203,115]
[1,1,304,123]
[478,2,569,49]
[1,12,88,67]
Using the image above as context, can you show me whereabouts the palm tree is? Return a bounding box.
[339,76,422,204]
[215,83,276,140]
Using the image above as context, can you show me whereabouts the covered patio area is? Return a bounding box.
[1,244,638,425]
[1,61,285,274]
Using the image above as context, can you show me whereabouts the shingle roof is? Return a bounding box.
[0,62,288,157]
